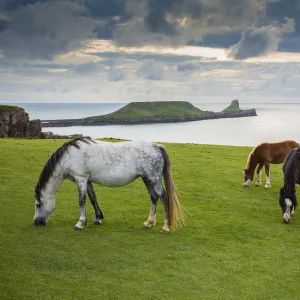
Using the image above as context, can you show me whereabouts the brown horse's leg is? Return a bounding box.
[255,163,264,186]
[264,163,271,189]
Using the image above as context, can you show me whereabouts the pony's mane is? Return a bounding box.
[244,148,255,171]
[282,147,300,205]
[35,136,95,202]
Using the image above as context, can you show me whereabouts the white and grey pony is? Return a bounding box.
[279,147,300,224]
[34,137,185,232]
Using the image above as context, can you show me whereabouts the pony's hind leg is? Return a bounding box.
[87,182,104,225]
[157,186,169,233]
[149,180,169,233]
[73,177,88,230]
[264,163,271,189]
[143,179,158,228]
[255,163,264,186]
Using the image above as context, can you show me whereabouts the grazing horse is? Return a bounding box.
[34,137,185,232]
[243,140,299,188]
[279,147,300,223]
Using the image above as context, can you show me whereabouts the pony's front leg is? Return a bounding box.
[73,177,88,230]
[87,182,104,225]
[255,163,263,186]
[264,163,271,189]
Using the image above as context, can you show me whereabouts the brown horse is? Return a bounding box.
[243,140,299,188]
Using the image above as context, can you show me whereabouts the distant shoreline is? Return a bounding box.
[41,111,257,127]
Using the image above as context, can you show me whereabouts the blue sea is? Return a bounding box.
[4,102,300,147]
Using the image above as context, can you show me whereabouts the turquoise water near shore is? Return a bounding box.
[4,102,300,146]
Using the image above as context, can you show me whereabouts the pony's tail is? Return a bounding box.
[158,145,186,229]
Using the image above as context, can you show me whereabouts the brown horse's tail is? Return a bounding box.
[158,145,186,229]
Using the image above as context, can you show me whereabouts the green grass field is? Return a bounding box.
[1,139,300,300]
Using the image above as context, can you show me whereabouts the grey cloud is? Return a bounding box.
[0,1,95,60]
[107,67,124,81]
[228,27,280,59]
[136,62,164,80]
[68,61,104,76]
[177,62,200,72]
[228,18,295,59]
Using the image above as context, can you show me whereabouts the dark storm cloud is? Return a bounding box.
[0,1,95,60]
[188,31,242,48]
[0,18,8,33]
[143,0,260,34]
[84,0,129,19]
[266,0,300,32]
[1,0,300,62]
[113,0,266,46]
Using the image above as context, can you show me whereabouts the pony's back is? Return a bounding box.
[282,147,300,184]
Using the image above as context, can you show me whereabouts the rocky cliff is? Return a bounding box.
[0,105,42,138]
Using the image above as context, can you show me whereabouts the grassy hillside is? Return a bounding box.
[0,104,23,111]
[1,139,299,299]
[85,101,214,121]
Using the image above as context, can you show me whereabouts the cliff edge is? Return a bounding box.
[0,105,42,138]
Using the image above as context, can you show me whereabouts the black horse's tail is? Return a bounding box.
[158,145,186,229]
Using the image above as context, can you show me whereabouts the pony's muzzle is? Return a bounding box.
[34,217,47,225]
[243,179,252,187]
[283,214,290,224]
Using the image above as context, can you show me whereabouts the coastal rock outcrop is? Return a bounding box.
[0,105,42,138]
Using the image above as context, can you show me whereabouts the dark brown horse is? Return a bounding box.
[243,140,299,188]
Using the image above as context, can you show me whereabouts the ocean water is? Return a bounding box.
[6,102,300,147]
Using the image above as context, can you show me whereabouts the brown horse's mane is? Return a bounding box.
[35,136,95,203]
[244,148,255,171]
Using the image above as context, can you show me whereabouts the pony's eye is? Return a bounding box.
[36,203,41,208]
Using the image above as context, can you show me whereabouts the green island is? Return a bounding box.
[0,139,299,299]
[41,99,257,127]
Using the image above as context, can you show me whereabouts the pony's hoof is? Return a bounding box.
[143,220,156,228]
[264,184,271,189]
[73,226,82,230]
[93,219,102,225]
[255,182,262,187]
[161,226,170,233]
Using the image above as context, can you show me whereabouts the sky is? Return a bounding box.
[1,0,300,103]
